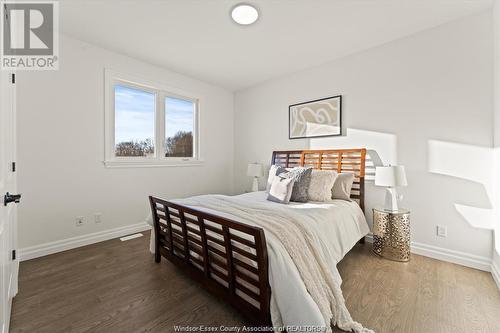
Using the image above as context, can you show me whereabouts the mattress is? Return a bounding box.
[148,191,368,262]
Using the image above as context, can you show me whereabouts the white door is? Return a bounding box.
[0,69,19,333]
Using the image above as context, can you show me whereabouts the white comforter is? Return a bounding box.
[146,191,370,332]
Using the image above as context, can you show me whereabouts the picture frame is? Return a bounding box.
[289,95,342,139]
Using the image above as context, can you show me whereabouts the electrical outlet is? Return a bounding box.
[437,225,447,237]
[76,216,85,227]
[94,213,102,223]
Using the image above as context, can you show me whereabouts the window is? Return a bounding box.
[165,97,195,158]
[105,70,200,167]
[115,85,156,157]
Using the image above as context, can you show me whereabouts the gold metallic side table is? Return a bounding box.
[372,208,410,262]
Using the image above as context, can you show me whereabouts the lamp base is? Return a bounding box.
[251,177,259,192]
[384,187,399,212]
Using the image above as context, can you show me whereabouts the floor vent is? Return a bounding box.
[120,233,144,241]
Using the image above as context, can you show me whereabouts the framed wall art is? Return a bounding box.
[289,95,342,139]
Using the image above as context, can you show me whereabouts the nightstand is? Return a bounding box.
[372,208,410,262]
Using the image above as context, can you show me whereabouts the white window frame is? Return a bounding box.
[104,69,202,168]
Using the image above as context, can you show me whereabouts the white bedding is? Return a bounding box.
[147,191,370,332]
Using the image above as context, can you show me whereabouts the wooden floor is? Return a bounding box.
[11,231,500,333]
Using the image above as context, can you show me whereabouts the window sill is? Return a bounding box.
[103,159,205,168]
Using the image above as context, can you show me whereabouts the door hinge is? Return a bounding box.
[11,73,15,84]
[11,162,15,172]
[11,250,16,261]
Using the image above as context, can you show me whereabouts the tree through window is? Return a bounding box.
[165,97,194,157]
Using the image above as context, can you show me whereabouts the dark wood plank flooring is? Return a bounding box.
[11,231,500,333]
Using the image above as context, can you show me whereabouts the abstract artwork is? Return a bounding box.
[289,95,342,139]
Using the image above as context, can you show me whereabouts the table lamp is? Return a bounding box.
[375,165,407,211]
[247,163,263,192]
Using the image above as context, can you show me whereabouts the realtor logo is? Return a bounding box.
[1,1,59,70]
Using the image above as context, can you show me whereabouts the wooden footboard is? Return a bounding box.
[149,196,272,326]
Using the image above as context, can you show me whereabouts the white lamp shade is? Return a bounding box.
[375,166,407,187]
[247,163,263,177]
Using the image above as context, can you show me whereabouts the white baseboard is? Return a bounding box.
[364,233,491,272]
[410,242,492,271]
[19,222,151,261]
[492,254,500,290]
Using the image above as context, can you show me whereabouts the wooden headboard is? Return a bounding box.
[271,149,366,211]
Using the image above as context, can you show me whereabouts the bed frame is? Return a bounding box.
[149,148,366,326]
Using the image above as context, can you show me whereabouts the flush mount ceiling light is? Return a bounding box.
[231,4,259,25]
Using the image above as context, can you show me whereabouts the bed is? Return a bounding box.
[148,149,371,332]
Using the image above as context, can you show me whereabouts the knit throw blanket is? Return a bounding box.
[177,195,374,333]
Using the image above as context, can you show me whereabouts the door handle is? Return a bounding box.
[4,192,21,206]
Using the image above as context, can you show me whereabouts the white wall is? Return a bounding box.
[234,12,494,263]
[16,35,234,250]
[495,2,500,150]
[492,0,500,287]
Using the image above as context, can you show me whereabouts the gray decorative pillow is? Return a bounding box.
[332,172,355,201]
[281,167,313,202]
[266,165,287,192]
[267,176,295,204]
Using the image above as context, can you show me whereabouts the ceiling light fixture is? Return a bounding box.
[231,4,259,25]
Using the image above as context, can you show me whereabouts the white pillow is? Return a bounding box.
[332,172,355,201]
[266,165,286,192]
[267,176,295,204]
[307,170,337,202]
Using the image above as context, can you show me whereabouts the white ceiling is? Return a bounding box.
[60,0,492,91]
